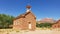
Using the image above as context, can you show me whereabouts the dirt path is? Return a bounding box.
[23,30,60,34]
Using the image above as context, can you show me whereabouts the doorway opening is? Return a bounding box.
[28,22,31,29]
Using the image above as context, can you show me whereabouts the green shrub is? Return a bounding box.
[36,23,52,28]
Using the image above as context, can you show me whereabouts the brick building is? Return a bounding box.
[13,5,36,30]
[52,20,60,28]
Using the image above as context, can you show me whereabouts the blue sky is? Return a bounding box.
[0,0,60,20]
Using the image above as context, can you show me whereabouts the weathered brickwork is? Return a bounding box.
[13,6,36,30]
[52,20,60,28]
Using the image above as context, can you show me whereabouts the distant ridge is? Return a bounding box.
[37,18,56,24]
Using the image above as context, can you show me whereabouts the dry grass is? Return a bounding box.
[0,28,60,34]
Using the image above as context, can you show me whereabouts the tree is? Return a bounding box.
[0,14,15,28]
[36,22,52,28]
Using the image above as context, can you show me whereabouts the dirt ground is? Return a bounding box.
[0,28,60,34]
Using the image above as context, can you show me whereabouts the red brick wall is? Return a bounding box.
[13,12,36,30]
[52,20,60,28]
[25,12,36,30]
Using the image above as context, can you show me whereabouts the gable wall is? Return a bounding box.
[13,12,36,30]
[25,12,36,30]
